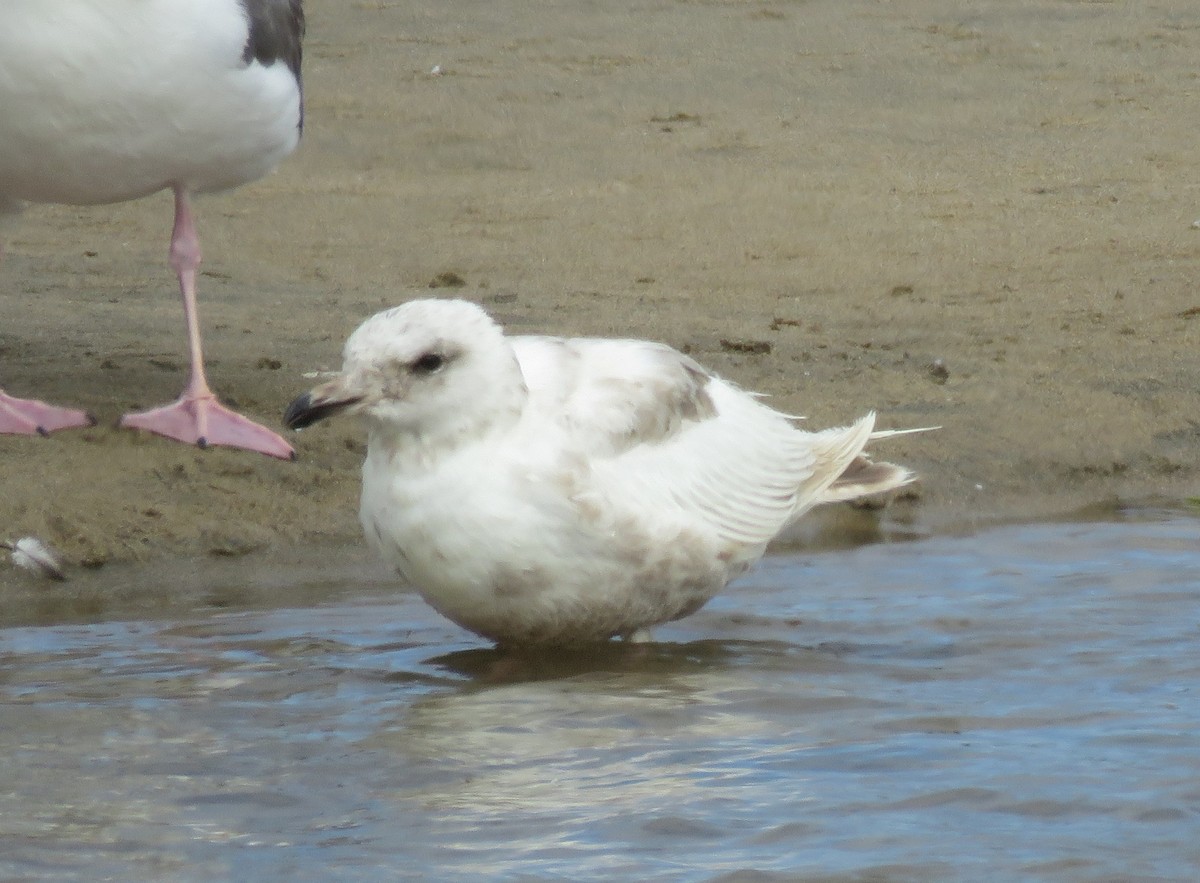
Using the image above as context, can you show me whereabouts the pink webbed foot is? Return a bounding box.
[120,392,295,460]
[0,390,95,436]
[118,187,295,460]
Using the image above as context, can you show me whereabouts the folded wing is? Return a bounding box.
[513,336,912,549]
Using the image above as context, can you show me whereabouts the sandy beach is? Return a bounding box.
[3,0,1198,580]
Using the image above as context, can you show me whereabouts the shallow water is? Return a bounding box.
[1,512,1198,881]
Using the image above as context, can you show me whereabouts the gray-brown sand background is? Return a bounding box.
[3,0,1199,580]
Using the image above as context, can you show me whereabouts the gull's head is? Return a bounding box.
[284,299,526,446]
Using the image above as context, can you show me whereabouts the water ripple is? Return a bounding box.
[1,514,1198,880]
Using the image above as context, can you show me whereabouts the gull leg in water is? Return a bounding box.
[119,189,295,459]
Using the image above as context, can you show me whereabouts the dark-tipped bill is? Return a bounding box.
[283,389,361,430]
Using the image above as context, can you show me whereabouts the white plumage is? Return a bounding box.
[285,299,924,645]
[0,0,303,456]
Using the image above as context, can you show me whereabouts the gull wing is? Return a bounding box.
[512,336,909,548]
[590,383,895,547]
[512,336,720,455]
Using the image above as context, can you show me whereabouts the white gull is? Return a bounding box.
[285,299,926,645]
[0,0,304,458]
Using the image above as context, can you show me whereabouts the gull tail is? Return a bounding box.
[813,413,935,505]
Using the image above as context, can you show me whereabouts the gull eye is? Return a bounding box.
[411,352,445,376]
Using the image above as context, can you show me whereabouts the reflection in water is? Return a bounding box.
[0,513,1198,880]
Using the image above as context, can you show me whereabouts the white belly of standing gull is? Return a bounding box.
[285,299,929,646]
[0,0,304,458]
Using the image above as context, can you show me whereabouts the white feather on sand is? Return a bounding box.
[3,537,66,582]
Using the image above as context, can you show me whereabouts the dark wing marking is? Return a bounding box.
[240,0,305,127]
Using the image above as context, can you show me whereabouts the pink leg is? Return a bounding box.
[118,188,295,460]
[0,239,95,436]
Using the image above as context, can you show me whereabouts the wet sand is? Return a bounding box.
[3,0,1199,577]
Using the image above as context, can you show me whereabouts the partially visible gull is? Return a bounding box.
[285,299,928,645]
[0,0,304,458]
